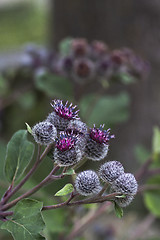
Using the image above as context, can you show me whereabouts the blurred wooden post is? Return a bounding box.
[51,0,160,170]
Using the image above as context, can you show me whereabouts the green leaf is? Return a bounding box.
[115,194,126,199]
[55,184,74,196]
[42,208,67,233]
[144,175,160,217]
[114,202,123,218]
[4,130,34,183]
[117,72,136,85]
[152,127,160,161]
[25,123,32,134]
[144,192,160,218]
[80,92,130,125]
[63,168,75,176]
[1,199,45,240]
[35,71,73,100]
[59,37,73,56]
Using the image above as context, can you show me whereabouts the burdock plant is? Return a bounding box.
[0,99,139,240]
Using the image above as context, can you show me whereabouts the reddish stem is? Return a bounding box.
[1,165,60,211]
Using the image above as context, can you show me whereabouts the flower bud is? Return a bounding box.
[115,194,134,208]
[75,170,102,196]
[67,119,88,136]
[99,161,124,184]
[32,121,57,145]
[111,173,138,196]
[46,99,80,132]
[54,132,82,166]
[85,125,114,161]
[66,120,88,154]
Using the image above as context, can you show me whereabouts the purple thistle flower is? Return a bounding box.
[85,125,114,161]
[55,132,76,152]
[89,124,115,144]
[51,99,80,120]
[54,132,82,166]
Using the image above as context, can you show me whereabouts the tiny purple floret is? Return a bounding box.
[89,124,115,144]
[51,99,80,120]
[56,132,76,151]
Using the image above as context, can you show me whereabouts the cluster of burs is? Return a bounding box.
[23,38,148,84]
[32,99,138,208]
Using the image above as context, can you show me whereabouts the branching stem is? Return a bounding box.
[1,165,60,211]
[1,144,52,206]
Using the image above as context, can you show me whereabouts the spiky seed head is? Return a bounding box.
[67,119,88,136]
[85,125,114,161]
[85,139,109,161]
[75,170,102,196]
[32,121,57,145]
[66,119,88,154]
[99,161,124,184]
[54,132,82,166]
[46,99,80,132]
[114,195,134,208]
[111,173,138,196]
[46,111,69,133]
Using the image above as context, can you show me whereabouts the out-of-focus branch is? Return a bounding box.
[128,214,155,240]
[65,202,111,240]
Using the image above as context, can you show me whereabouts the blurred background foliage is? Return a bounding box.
[1,0,160,239]
[0,0,46,50]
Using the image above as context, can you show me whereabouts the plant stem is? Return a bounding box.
[42,192,77,211]
[1,144,52,205]
[1,165,60,211]
[97,182,108,196]
[0,211,13,217]
[42,192,119,211]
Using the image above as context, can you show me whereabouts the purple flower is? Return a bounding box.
[54,132,82,166]
[85,125,114,161]
[51,99,79,120]
[89,125,115,144]
[55,132,76,151]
